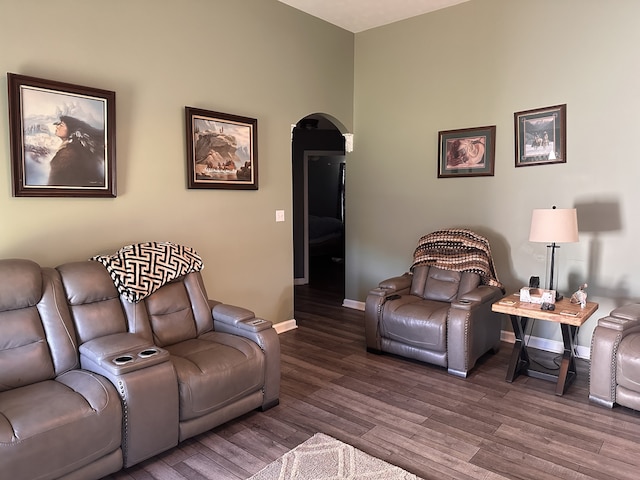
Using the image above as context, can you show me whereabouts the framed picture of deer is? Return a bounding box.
[515,104,566,167]
[185,107,258,190]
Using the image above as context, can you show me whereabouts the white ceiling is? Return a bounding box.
[278,0,470,33]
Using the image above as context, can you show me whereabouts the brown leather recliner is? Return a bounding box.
[0,259,123,480]
[364,229,504,377]
[589,303,640,410]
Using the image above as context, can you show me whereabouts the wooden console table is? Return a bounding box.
[492,294,599,395]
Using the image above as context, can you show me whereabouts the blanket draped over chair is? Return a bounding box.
[411,228,505,292]
[92,241,204,303]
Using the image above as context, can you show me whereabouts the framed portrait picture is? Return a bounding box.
[438,125,496,178]
[7,73,116,197]
[185,107,258,190]
[515,104,566,167]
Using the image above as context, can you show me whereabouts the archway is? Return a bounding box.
[292,113,347,303]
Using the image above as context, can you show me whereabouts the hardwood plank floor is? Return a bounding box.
[106,265,640,480]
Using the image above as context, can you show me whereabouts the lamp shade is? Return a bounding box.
[529,208,579,243]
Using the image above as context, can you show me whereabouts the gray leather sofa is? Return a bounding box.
[589,303,640,410]
[0,257,280,480]
[364,266,503,377]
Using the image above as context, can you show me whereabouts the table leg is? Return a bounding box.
[506,315,530,382]
[555,323,578,395]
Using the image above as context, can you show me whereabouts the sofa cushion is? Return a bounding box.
[166,332,265,421]
[144,281,198,347]
[380,297,449,352]
[57,261,128,344]
[0,260,55,391]
[617,332,640,393]
[0,371,121,480]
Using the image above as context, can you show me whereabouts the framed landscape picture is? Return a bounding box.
[7,73,116,197]
[515,104,566,167]
[185,107,258,190]
[438,125,496,178]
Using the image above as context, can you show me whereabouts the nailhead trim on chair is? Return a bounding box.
[117,379,129,466]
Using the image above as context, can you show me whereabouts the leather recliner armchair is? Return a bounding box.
[589,303,640,410]
[364,229,504,377]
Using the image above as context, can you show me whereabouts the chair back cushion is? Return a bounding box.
[57,261,128,345]
[0,260,80,391]
[140,272,213,347]
[410,266,480,302]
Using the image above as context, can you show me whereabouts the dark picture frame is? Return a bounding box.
[7,73,116,197]
[185,107,258,190]
[515,104,566,167]
[438,125,496,178]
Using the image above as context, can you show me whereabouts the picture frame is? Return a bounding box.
[438,125,496,178]
[185,107,258,190]
[7,73,116,197]
[515,104,566,167]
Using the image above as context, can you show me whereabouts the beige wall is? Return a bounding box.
[0,0,354,323]
[349,0,640,349]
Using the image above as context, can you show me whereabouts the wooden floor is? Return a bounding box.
[107,261,640,480]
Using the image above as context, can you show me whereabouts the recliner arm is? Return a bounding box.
[376,272,412,294]
[447,285,503,377]
[79,332,170,376]
[364,273,413,352]
[589,313,640,407]
[212,303,280,409]
[457,285,503,305]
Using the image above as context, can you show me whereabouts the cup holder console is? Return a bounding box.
[109,347,165,371]
[113,355,134,365]
[138,348,159,358]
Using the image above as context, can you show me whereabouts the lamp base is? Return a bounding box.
[555,292,564,301]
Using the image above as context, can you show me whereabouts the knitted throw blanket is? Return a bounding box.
[92,242,204,303]
[411,229,504,292]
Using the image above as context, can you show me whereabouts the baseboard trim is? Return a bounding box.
[273,319,297,334]
[342,298,365,310]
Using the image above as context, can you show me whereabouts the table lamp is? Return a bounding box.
[529,206,579,300]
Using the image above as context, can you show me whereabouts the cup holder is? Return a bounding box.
[113,355,134,365]
[138,348,159,358]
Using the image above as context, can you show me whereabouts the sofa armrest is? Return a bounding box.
[364,273,413,351]
[213,303,273,332]
[79,332,170,376]
[456,285,503,306]
[376,272,412,294]
[212,303,280,409]
[447,286,503,377]
[589,314,640,407]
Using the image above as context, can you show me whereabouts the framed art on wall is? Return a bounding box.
[185,107,258,190]
[515,104,566,167]
[438,125,496,178]
[7,73,116,197]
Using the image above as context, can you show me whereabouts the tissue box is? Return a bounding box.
[520,287,556,304]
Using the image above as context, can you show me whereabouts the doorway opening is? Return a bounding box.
[292,114,346,304]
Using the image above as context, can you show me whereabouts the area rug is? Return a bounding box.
[248,433,420,479]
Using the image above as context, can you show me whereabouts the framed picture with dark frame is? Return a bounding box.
[515,104,566,167]
[7,73,116,197]
[438,125,496,178]
[185,107,258,190]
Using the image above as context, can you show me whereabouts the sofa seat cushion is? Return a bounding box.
[0,371,121,480]
[616,333,640,393]
[380,296,449,352]
[166,332,265,421]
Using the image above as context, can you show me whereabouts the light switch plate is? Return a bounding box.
[275,210,285,222]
